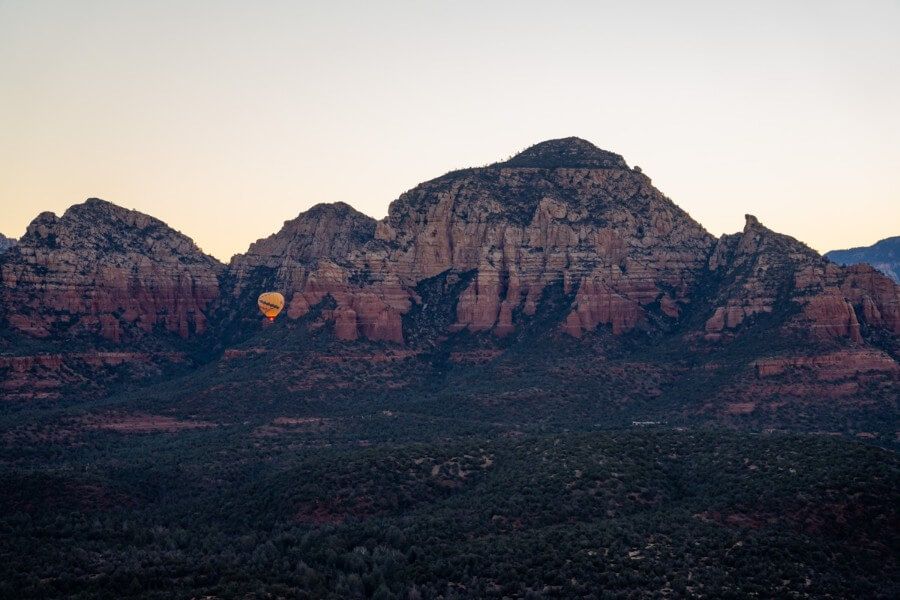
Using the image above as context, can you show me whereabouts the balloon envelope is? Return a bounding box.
[258,292,285,319]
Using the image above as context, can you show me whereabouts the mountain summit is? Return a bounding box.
[1,198,222,344]
[499,137,629,169]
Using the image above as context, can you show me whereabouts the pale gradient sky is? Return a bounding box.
[1,0,898,261]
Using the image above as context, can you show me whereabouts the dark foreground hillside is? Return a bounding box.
[1,413,897,599]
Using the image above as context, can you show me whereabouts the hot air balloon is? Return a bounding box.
[258,292,285,321]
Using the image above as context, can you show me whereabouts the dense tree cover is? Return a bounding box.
[1,422,897,599]
[2,308,897,598]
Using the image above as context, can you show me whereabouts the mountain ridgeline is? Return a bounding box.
[1,137,898,436]
[827,236,900,283]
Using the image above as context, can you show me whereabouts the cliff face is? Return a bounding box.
[0,199,223,344]
[226,202,401,341]
[376,139,715,339]
[221,138,898,353]
[1,138,898,415]
[229,138,716,343]
[703,215,899,345]
[231,202,376,283]
[0,199,223,399]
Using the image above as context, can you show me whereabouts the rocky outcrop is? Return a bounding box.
[754,350,899,380]
[228,203,410,342]
[702,215,798,338]
[794,263,900,337]
[221,139,898,350]
[2,139,897,412]
[0,198,222,343]
[792,263,899,344]
[700,347,900,424]
[233,139,715,343]
[702,215,900,344]
[377,155,715,338]
[230,202,376,292]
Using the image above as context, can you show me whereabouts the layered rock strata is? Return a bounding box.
[0,199,222,343]
[232,138,716,342]
[703,215,899,343]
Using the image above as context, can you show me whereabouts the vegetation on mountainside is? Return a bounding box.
[1,284,896,599]
[1,425,896,599]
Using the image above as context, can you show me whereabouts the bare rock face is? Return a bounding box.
[230,202,376,290]
[702,216,796,339]
[374,151,715,338]
[2,138,897,420]
[796,263,900,338]
[225,138,716,342]
[223,139,899,351]
[6,143,896,359]
[228,203,410,343]
[0,199,222,343]
[702,215,900,344]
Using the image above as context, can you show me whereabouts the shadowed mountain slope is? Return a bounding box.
[827,236,899,283]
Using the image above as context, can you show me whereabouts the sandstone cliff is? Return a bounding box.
[2,139,898,416]
[0,199,223,344]
[226,202,400,341]
[221,138,899,353]
[227,138,716,344]
[703,215,899,345]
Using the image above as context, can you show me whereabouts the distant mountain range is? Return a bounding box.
[0,137,897,438]
[827,236,899,283]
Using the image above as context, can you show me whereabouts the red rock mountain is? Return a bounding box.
[1,199,221,342]
[0,199,222,399]
[704,215,899,344]
[1,139,898,423]
[225,138,897,351]
[232,138,715,343]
